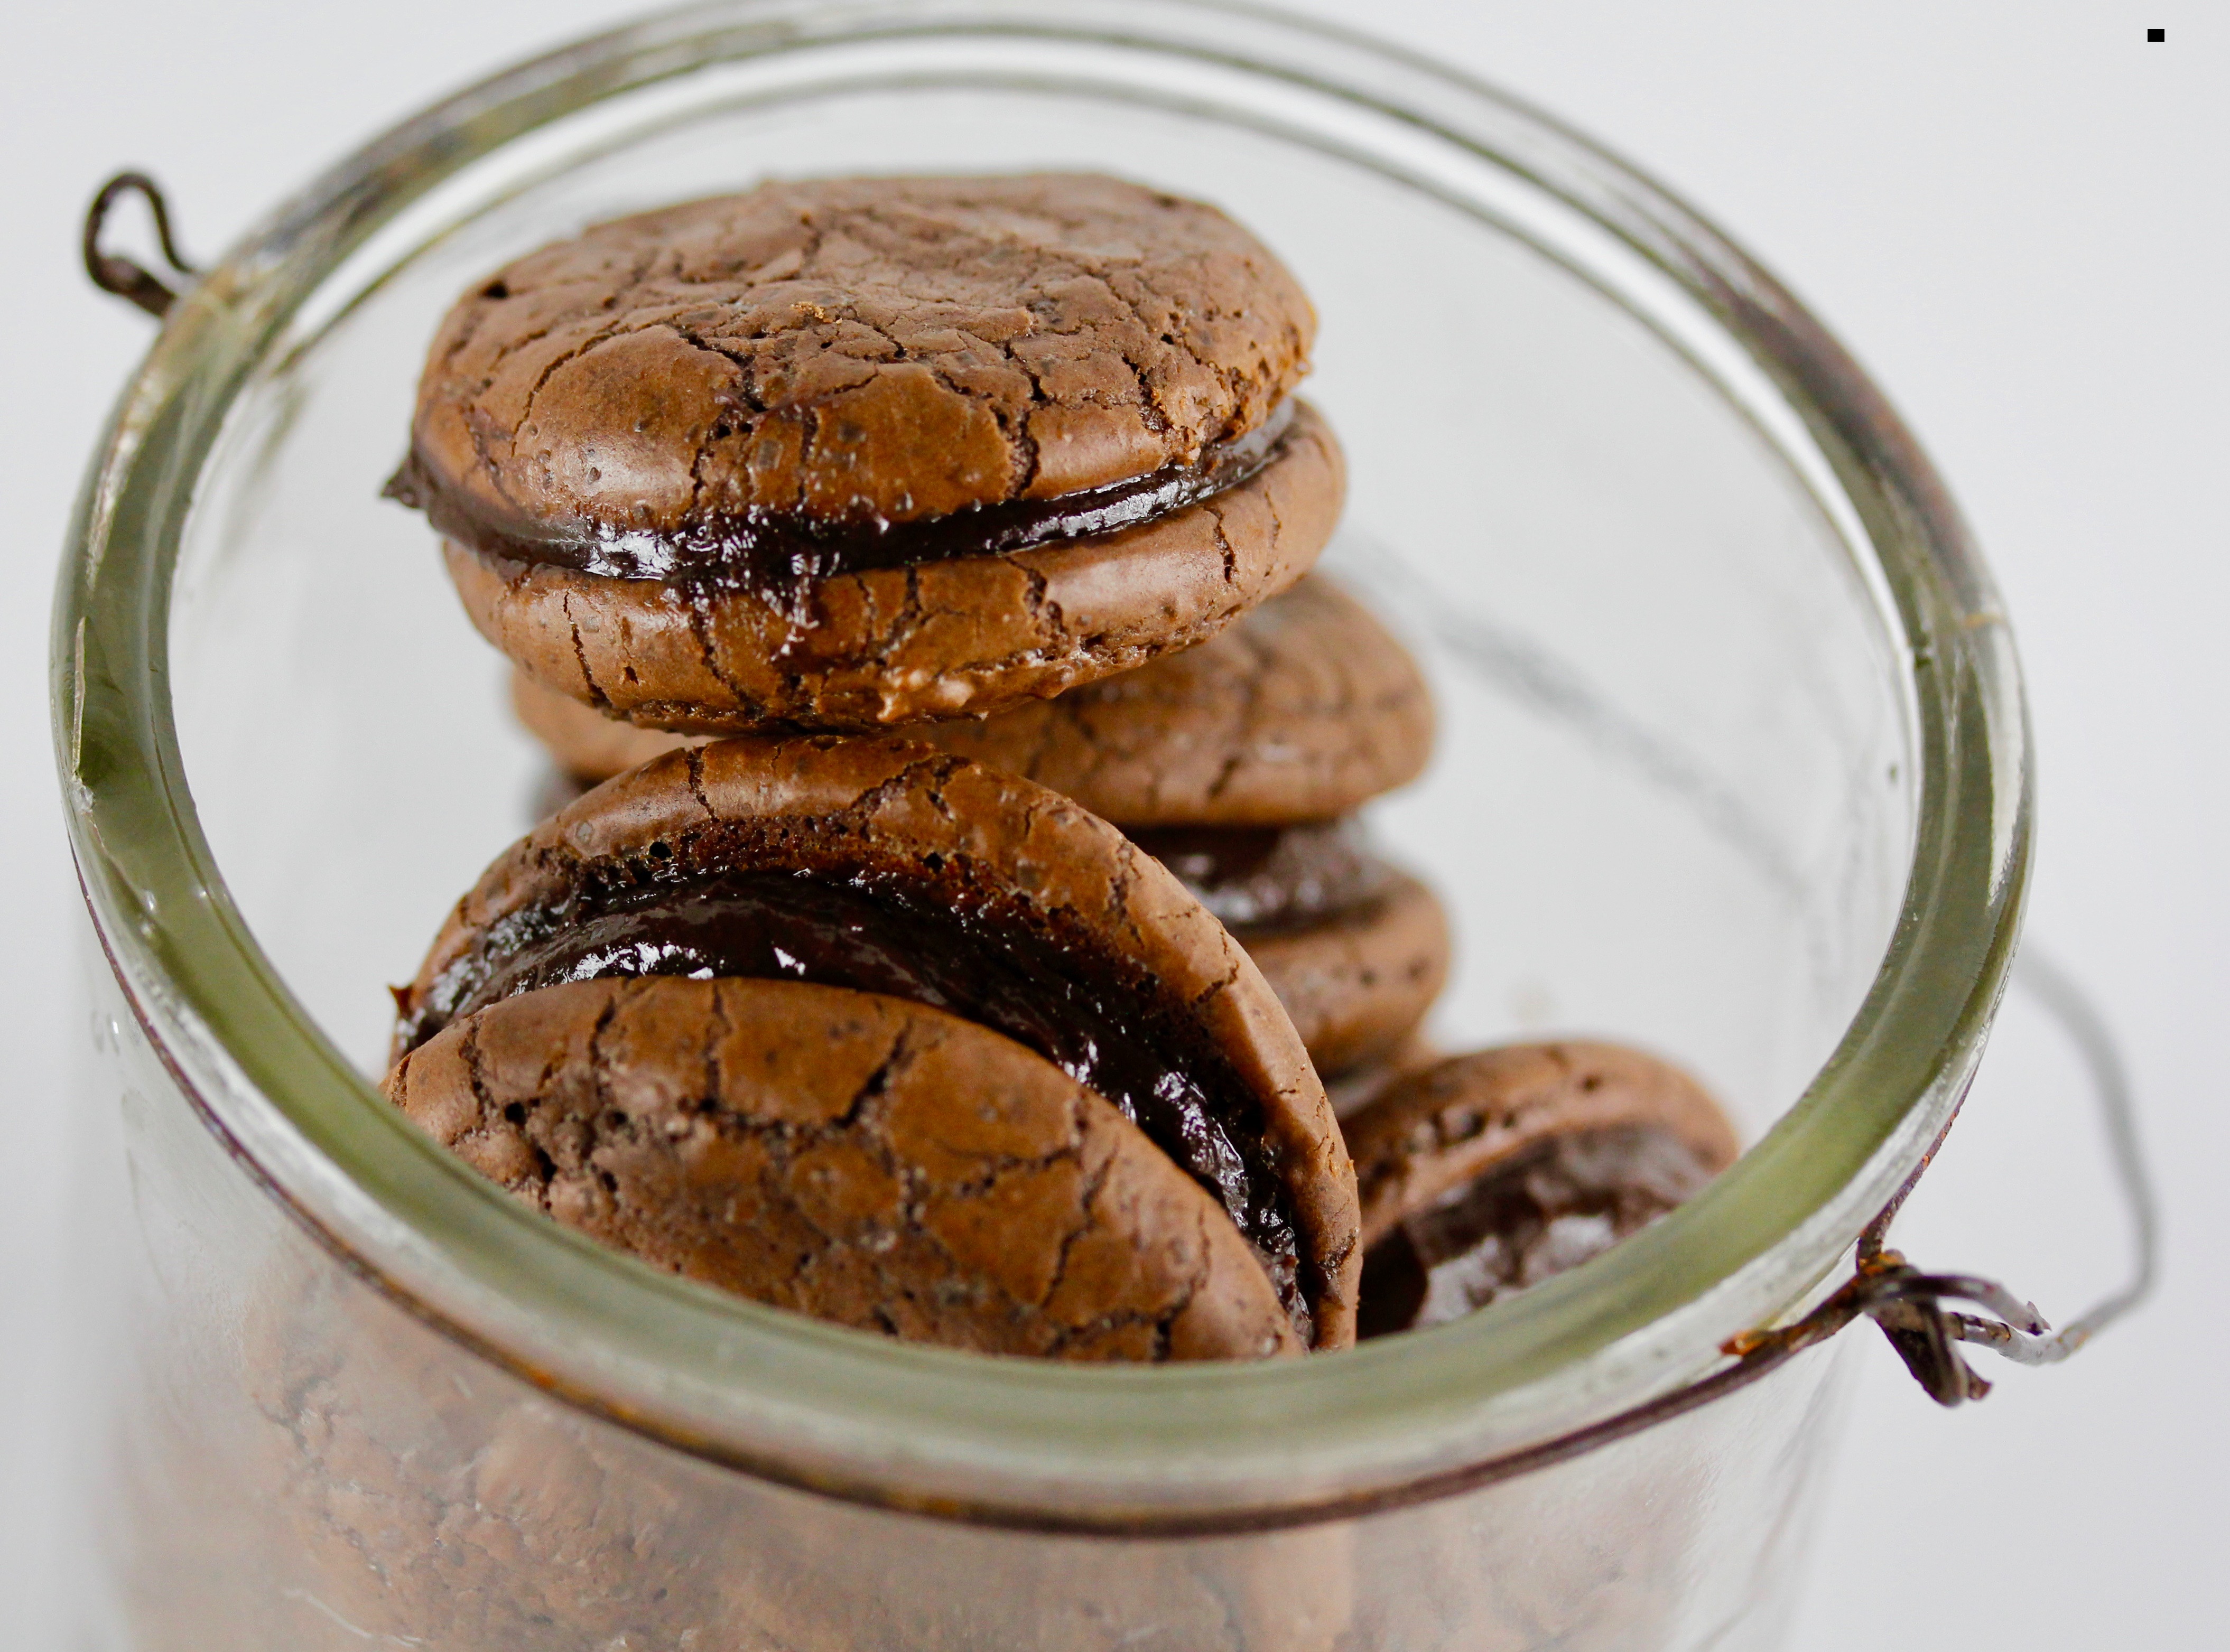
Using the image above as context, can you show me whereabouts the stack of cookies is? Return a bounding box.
[383,174,1734,1361]
[512,574,1450,1104]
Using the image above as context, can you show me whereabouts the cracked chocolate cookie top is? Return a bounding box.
[388,976,1305,1361]
[403,173,1316,547]
[394,735,1360,1349]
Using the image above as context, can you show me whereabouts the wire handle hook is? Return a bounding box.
[83,171,197,320]
[1726,945,2159,1406]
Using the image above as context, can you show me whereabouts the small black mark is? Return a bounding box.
[2148,27,2164,41]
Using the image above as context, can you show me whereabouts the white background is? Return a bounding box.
[2,3,2218,1644]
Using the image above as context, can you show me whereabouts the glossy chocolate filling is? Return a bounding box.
[385,400,1296,608]
[404,862,1308,1334]
[1130,817,1388,934]
[1356,1126,1718,1338]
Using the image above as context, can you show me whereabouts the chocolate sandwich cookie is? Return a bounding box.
[1139,817,1450,1078]
[514,574,1434,823]
[394,173,1342,732]
[391,977,1304,1359]
[392,736,1360,1350]
[1342,1043,1740,1337]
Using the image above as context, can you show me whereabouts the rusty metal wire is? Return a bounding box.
[82,172,196,319]
[1725,944,2157,1407]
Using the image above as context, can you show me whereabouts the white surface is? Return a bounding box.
[2,3,2217,1645]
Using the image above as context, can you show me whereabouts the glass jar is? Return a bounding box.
[52,3,2029,1647]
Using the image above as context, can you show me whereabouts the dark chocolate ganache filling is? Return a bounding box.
[1356,1126,1719,1339]
[1129,818,1388,934]
[405,865,1308,1333]
[385,400,1297,608]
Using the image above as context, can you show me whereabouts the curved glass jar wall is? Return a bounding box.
[52,2,2029,1647]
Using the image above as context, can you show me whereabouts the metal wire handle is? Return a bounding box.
[1987,949,2162,1362]
[1324,944,2164,1527]
[1729,946,2157,1403]
[83,172,197,319]
[1706,943,2158,1418]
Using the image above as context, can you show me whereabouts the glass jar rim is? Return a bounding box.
[50,0,2030,1529]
